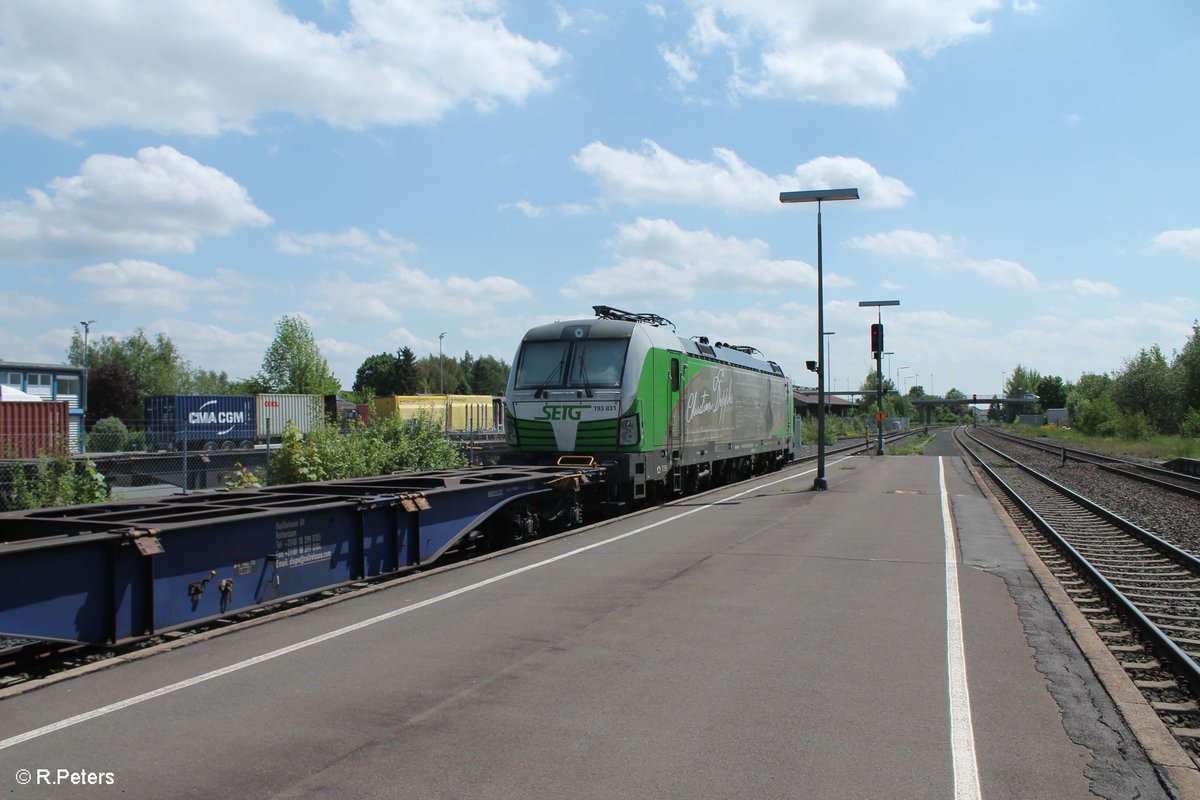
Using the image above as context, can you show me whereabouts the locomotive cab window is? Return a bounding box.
[514,341,569,389]
[515,339,628,390]
[568,340,627,388]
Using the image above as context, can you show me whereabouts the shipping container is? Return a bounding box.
[371,395,496,431]
[144,395,257,450]
[256,393,321,439]
[0,400,70,458]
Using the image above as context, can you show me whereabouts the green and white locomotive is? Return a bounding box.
[505,306,795,503]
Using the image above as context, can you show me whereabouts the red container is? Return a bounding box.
[0,400,70,458]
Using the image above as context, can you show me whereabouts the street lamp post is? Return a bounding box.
[780,187,859,490]
[438,332,446,394]
[79,320,96,369]
[858,300,899,455]
[79,320,96,454]
[884,352,894,388]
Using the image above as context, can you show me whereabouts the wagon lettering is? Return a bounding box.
[535,404,585,421]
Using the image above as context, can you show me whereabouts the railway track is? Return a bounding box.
[955,426,1200,765]
[981,427,1200,499]
[1,429,919,690]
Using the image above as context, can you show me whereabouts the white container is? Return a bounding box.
[256,393,322,439]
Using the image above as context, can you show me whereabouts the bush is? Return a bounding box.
[87,416,128,452]
[85,416,149,453]
[1073,395,1119,437]
[5,453,110,510]
[1115,411,1155,441]
[269,412,465,485]
[1182,408,1200,439]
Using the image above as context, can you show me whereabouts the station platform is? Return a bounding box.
[1,441,1197,798]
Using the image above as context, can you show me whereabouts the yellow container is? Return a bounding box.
[370,395,496,430]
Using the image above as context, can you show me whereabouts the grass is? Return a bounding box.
[996,423,1200,461]
[887,436,932,455]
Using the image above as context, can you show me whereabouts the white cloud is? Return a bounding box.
[0,146,271,262]
[1071,278,1119,298]
[0,290,59,319]
[275,227,415,261]
[71,259,222,312]
[1152,228,1200,259]
[963,258,1039,291]
[0,0,564,138]
[500,200,545,218]
[851,228,1039,290]
[303,262,534,323]
[849,230,958,260]
[572,140,912,209]
[660,45,699,89]
[665,1,999,106]
[553,5,609,33]
[561,217,852,305]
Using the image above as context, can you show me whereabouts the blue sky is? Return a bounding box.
[2,0,1197,399]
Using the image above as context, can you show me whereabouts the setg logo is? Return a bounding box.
[535,405,584,421]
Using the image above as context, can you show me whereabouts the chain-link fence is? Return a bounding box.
[0,415,509,512]
[0,409,281,511]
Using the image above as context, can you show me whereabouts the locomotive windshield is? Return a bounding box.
[514,341,567,389]
[514,339,627,390]
[568,339,626,388]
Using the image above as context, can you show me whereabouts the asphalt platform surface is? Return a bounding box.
[0,435,1192,799]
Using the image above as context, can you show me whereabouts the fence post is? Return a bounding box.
[265,417,271,486]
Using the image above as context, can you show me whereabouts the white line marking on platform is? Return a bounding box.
[0,458,848,752]
[940,457,982,800]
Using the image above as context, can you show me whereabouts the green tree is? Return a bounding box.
[396,347,419,394]
[257,315,341,395]
[458,351,475,394]
[416,353,466,394]
[1173,322,1200,420]
[1066,373,1117,436]
[470,355,510,396]
[1112,345,1177,433]
[85,362,141,424]
[1036,375,1068,412]
[354,352,400,396]
[72,328,192,397]
[1002,365,1042,422]
[1004,364,1042,398]
[190,369,237,395]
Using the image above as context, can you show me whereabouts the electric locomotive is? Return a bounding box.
[504,306,794,503]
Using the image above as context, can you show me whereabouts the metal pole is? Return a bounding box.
[439,332,446,394]
[815,201,826,490]
[876,347,884,456]
[878,309,888,453]
[80,320,95,455]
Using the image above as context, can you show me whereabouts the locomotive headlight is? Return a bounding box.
[618,414,640,446]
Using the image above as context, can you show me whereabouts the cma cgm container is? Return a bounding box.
[256,393,322,439]
[0,399,70,458]
[144,395,256,450]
